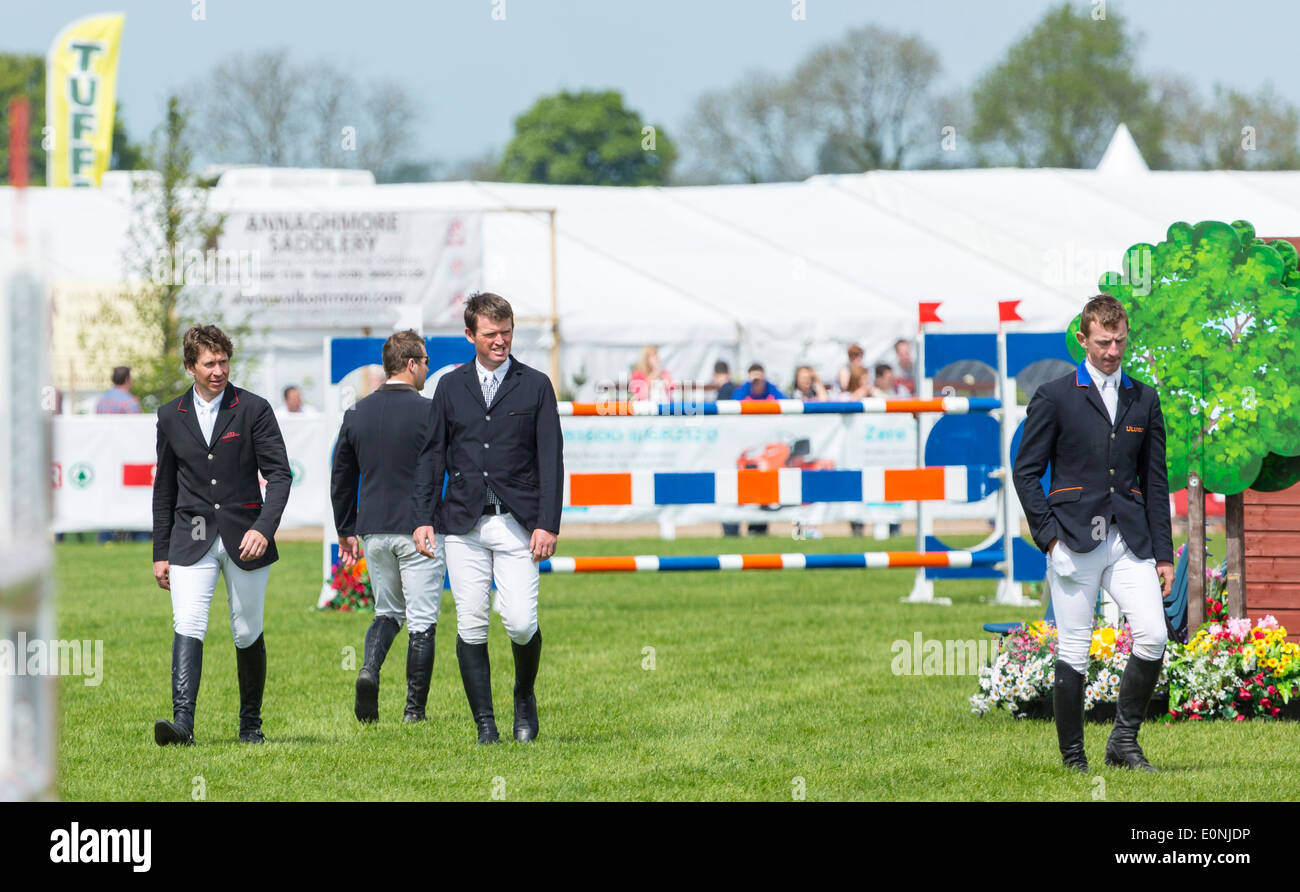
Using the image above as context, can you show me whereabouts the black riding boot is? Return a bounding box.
[456,636,499,744]
[154,634,203,746]
[1105,652,1163,772]
[1053,661,1088,772]
[355,615,401,723]
[236,634,267,743]
[511,629,542,742]
[403,624,436,722]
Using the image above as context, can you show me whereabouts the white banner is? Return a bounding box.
[213,210,482,330]
[51,413,994,533]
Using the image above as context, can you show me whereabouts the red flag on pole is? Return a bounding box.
[998,300,1023,322]
[918,302,942,324]
[8,97,29,188]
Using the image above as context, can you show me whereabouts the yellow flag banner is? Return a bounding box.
[46,12,125,187]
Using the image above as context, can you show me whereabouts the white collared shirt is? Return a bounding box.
[193,386,223,446]
[475,356,510,397]
[1085,360,1120,423]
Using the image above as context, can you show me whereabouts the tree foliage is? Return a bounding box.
[499,90,675,186]
[1157,77,1300,170]
[969,4,1166,168]
[1071,219,1300,494]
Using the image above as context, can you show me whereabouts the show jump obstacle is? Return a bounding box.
[321,302,1073,608]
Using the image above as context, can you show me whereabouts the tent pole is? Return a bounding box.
[549,209,559,393]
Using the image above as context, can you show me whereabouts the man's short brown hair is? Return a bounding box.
[463,291,513,335]
[382,329,426,378]
[182,325,234,369]
[1080,295,1128,336]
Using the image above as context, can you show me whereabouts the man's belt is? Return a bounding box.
[482,503,507,516]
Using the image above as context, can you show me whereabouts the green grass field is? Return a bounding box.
[54,530,1294,802]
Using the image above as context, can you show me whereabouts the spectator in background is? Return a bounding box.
[278,385,319,418]
[629,345,675,403]
[733,363,787,401]
[871,364,900,398]
[791,366,828,401]
[893,338,917,396]
[713,360,736,400]
[836,345,870,399]
[95,366,141,414]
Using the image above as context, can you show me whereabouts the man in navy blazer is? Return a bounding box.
[1013,295,1174,773]
[414,292,563,744]
[151,325,291,745]
[332,330,446,723]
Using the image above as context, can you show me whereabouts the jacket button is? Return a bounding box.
[211,478,217,484]
[484,443,490,449]
[1109,487,1114,493]
[1110,433,1115,439]
[485,415,491,421]
[483,471,488,476]
[208,453,214,459]
[214,503,221,509]
[1109,469,1114,475]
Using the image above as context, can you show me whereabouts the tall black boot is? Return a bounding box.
[511,629,542,742]
[1053,661,1088,772]
[236,634,267,743]
[403,624,436,722]
[456,636,499,744]
[154,634,203,746]
[1105,652,1163,772]
[355,615,401,723]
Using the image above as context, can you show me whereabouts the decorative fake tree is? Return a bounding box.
[1068,220,1300,626]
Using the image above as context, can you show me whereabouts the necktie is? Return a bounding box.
[1100,377,1117,424]
[481,372,501,507]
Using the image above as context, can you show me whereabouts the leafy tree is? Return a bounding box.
[499,90,675,186]
[795,24,941,173]
[969,4,1166,168]
[679,71,809,184]
[1157,77,1300,170]
[1071,219,1300,495]
[0,52,144,185]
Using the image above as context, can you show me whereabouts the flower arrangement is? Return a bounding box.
[1174,542,1228,623]
[324,554,374,612]
[970,620,1169,718]
[1166,615,1300,721]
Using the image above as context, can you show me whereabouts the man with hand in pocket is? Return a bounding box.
[1013,295,1174,773]
[413,292,563,744]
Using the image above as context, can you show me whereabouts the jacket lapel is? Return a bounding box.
[210,386,242,445]
[489,358,523,409]
[1074,361,1111,426]
[461,363,488,410]
[1112,373,1138,430]
[177,388,209,450]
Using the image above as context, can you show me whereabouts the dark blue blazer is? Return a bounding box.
[331,383,432,537]
[1012,361,1173,564]
[414,356,564,537]
[152,385,291,570]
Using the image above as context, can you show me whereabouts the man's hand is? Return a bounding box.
[239,529,269,562]
[1047,538,1059,556]
[338,535,359,568]
[1156,561,1174,599]
[530,529,557,563]
[413,525,437,558]
[153,560,171,591]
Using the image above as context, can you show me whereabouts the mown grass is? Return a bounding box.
[55,529,1282,802]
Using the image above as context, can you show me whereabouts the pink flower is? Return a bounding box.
[1268,685,1278,696]
[1207,623,1223,638]
[1189,714,1204,721]
[1259,615,1280,630]
[1225,617,1253,642]
[1239,689,1252,700]
[1271,707,1282,717]
[1234,714,1246,722]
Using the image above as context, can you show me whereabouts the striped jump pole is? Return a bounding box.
[564,465,999,507]
[541,548,1003,574]
[557,397,1000,417]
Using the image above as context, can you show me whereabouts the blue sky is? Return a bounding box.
[5,0,1299,169]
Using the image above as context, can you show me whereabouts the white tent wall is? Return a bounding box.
[5,166,1300,413]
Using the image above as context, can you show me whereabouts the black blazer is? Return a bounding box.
[331,383,432,537]
[1012,361,1173,564]
[152,385,292,570]
[414,357,563,537]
